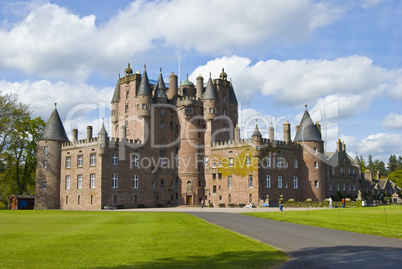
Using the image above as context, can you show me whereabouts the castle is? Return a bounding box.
[35,63,368,210]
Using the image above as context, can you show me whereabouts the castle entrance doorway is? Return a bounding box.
[186,195,192,205]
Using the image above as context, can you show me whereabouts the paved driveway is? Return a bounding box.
[122,207,402,268]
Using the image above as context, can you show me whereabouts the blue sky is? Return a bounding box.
[0,0,401,164]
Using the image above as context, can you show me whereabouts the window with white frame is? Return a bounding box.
[132,154,139,167]
[66,175,70,189]
[265,157,270,167]
[353,183,356,191]
[228,176,232,189]
[246,156,251,166]
[112,174,118,188]
[266,175,271,188]
[90,154,96,166]
[293,176,298,189]
[348,168,351,175]
[332,167,335,175]
[43,161,48,168]
[66,157,71,168]
[285,161,289,168]
[209,108,214,114]
[161,107,165,114]
[248,175,253,188]
[314,161,318,168]
[229,158,233,167]
[90,174,95,188]
[278,176,282,188]
[343,183,346,191]
[77,155,83,167]
[314,147,317,154]
[294,158,298,168]
[44,146,48,154]
[348,183,351,191]
[204,157,208,166]
[277,157,284,168]
[337,182,340,191]
[43,181,47,189]
[77,175,82,189]
[113,154,118,165]
[212,162,216,168]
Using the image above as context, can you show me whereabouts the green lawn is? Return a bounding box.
[0,210,287,269]
[244,205,402,239]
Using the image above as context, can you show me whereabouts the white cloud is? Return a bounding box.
[0,0,346,82]
[356,133,402,161]
[0,79,112,119]
[383,113,402,129]
[191,55,401,116]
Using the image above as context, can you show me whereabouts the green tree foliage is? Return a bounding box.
[388,154,398,174]
[0,92,45,204]
[388,170,402,190]
[360,155,366,174]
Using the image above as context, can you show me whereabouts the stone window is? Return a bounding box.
[343,183,346,191]
[314,161,318,169]
[329,182,332,191]
[340,167,344,175]
[132,175,138,189]
[348,168,351,176]
[171,181,174,189]
[348,183,351,191]
[332,167,335,175]
[65,176,70,189]
[126,91,129,99]
[266,175,271,188]
[353,184,356,191]
[212,162,216,168]
[213,185,216,193]
[246,156,251,166]
[112,174,118,188]
[161,107,165,115]
[209,108,214,114]
[228,176,232,189]
[42,181,47,189]
[112,154,118,165]
[77,155,83,168]
[314,180,319,188]
[132,154,139,167]
[278,176,282,188]
[204,157,208,166]
[152,181,155,188]
[125,105,129,113]
[218,161,222,167]
[314,147,317,154]
[293,176,298,189]
[265,157,270,168]
[294,158,298,168]
[90,154,96,166]
[90,174,95,189]
[160,179,165,188]
[277,157,284,168]
[285,182,288,189]
[77,175,82,189]
[66,157,71,168]
[43,161,48,169]
[142,104,147,110]
[249,175,253,188]
[160,120,164,128]
[44,146,48,154]
[337,182,340,191]
[229,158,233,167]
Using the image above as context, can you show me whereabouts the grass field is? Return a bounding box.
[244,205,402,239]
[0,210,287,269]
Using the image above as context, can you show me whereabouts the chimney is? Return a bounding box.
[168,72,178,99]
[72,129,78,142]
[336,139,342,152]
[269,122,275,141]
[342,141,346,152]
[86,126,93,141]
[283,120,291,143]
[196,75,204,100]
[234,124,241,143]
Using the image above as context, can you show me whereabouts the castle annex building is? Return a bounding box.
[36,64,365,210]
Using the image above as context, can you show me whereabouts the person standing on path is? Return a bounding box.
[201,199,204,209]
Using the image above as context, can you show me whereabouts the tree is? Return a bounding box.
[360,155,366,174]
[397,156,402,171]
[0,92,29,154]
[367,154,375,173]
[2,117,45,195]
[388,154,398,174]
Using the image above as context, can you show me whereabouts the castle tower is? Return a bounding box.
[252,123,262,145]
[167,72,178,100]
[98,123,108,155]
[269,122,275,141]
[35,106,69,209]
[354,154,361,175]
[137,66,152,118]
[202,75,218,122]
[294,107,325,201]
[196,75,204,100]
[154,68,168,104]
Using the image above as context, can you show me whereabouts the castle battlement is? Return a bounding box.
[176,96,201,107]
[210,138,301,150]
[109,137,143,145]
[62,138,98,149]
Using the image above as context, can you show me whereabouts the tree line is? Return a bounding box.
[0,92,45,206]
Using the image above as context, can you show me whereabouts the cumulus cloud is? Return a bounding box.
[191,55,401,116]
[355,133,402,161]
[0,0,345,82]
[383,113,402,129]
[0,79,112,119]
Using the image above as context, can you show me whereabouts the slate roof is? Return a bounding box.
[252,124,262,137]
[229,81,238,104]
[39,108,69,142]
[293,110,323,142]
[137,68,152,96]
[98,123,108,136]
[354,155,361,166]
[155,70,166,90]
[202,77,218,100]
[111,80,120,103]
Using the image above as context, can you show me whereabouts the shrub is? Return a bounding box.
[218,203,225,208]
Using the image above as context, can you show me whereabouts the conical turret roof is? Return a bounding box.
[156,69,166,90]
[293,109,322,142]
[111,80,120,102]
[354,155,361,166]
[252,124,262,137]
[202,76,218,100]
[39,108,69,142]
[98,122,108,136]
[137,67,152,96]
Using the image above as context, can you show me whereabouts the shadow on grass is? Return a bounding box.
[93,250,286,269]
[278,245,402,269]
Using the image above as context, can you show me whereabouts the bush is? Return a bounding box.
[239,203,246,208]
[228,203,236,208]
[218,203,225,208]
[137,204,146,208]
